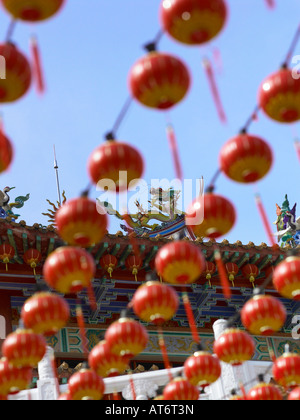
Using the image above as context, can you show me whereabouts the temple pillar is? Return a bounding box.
[36,346,60,400]
[206,319,244,400]
[0,291,13,354]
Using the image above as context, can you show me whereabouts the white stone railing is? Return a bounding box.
[9,320,272,401]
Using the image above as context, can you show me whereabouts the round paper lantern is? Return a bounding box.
[273,351,300,388]
[68,369,105,401]
[88,140,144,193]
[43,246,95,294]
[202,261,216,285]
[0,358,32,395]
[57,392,72,400]
[225,262,239,287]
[184,351,221,388]
[55,197,108,248]
[100,254,118,278]
[23,248,42,275]
[273,256,300,301]
[155,240,205,285]
[132,281,179,325]
[0,243,15,271]
[241,294,286,336]
[163,378,199,400]
[160,0,228,45]
[21,292,70,336]
[105,317,148,358]
[88,340,129,378]
[247,382,283,401]
[0,43,31,103]
[125,254,143,282]
[2,329,47,368]
[1,0,65,22]
[219,134,273,183]
[213,328,255,366]
[288,387,300,400]
[258,67,300,123]
[129,51,191,110]
[0,132,13,174]
[242,264,260,288]
[186,193,236,239]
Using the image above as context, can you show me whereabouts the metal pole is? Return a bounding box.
[53,145,61,206]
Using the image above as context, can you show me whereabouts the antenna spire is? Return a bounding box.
[53,145,62,206]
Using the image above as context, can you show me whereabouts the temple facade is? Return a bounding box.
[0,215,299,399]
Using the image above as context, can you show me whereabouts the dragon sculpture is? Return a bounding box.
[0,187,30,221]
[274,194,300,247]
[98,187,184,235]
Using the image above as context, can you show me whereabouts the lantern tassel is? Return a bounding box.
[294,139,300,164]
[202,57,227,124]
[76,305,88,354]
[166,122,183,181]
[254,193,277,248]
[129,372,137,400]
[87,282,97,312]
[265,0,276,9]
[30,35,45,94]
[158,327,173,381]
[214,248,232,299]
[239,382,248,400]
[182,290,201,344]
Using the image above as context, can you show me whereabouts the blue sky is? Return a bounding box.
[0,0,299,246]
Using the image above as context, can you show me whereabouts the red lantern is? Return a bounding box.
[259,67,300,123]
[132,281,179,325]
[57,392,72,400]
[2,329,47,368]
[105,317,148,358]
[68,369,105,401]
[273,256,300,301]
[155,241,205,285]
[242,264,260,288]
[288,387,300,400]
[23,248,42,275]
[125,254,143,282]
[202,261,216,286]
[247,382,283,401]
[88,340,129,378]
[55,197,108,248]
[186,193,236,239]
[0,132,13,174]
[184,351,221,388]
[0,358,32,396]
[1,0,65,21]
[241,294,286,336]
[213,328,255,366]
[219,134,273,183]
[273,351,300,388]
[21,292,70,336]
[0,243,15,271]
[163,378,199,400]
[0,43,31,103]
[43,246,96,294]
[160,0,228,46]
[225,262,239,287]
[88,140,144,193]
[129,52,191,110]
[100,254,118,278]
